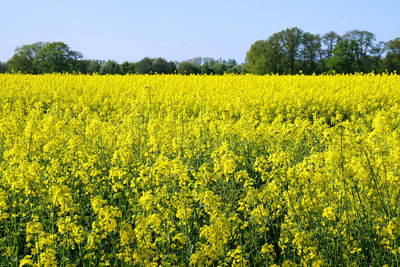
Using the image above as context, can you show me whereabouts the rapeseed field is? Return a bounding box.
[0,73,400,266]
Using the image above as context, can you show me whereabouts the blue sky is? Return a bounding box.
[1,0,399,63]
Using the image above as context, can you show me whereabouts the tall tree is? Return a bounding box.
[7,42,47,73]
[370,41,386,73]
[282,27,304,74]
[267,32,287,74]
[343,30,376,72]
[300,32,321,74]
[385,38,400,73]
[327,39,361,73]
[246,40,270,74]
[322,31,339,59]
[246,32,287,74]
[34,42,83,73]
[343,30,375,57]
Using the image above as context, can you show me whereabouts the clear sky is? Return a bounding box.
[1,0,399,63]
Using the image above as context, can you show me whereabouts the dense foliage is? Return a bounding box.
[247,28,397,74]
[7,42,82,74]
[1,74,400,266]
[2,29,399,75]
[2,43,242,75]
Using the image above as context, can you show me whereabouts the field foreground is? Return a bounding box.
[1,73,400,266]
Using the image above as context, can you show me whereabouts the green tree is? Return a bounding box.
[0,62,8,73]
[246,28,304,75]
[385,38,400,73]
[370,41,386,73]
[245,28,392,75]
[120,61,135,74]
[7,42,47,73]
[177,61,200,74]
[246,33,286,74]
[246,40,271,74]
[34,42,82,73]
[266,32,288,74]
[198,58,215,74]
[327,39,361,73]
[343,30,376,72]
[282,27,304,74]
[167,61,177,74]
[322,31,339,59]
[200,62,212,74]
[198,58,241,74]
[152,58,176,74]
[210,59,228,74]
[343,30,375,58]
[73,59,91,74]
[87,60,103,74]
[100,60,121,74]
[135,57,153,74]
[300,32,321,74]
[225,59,241,74]
[186,57,203,67]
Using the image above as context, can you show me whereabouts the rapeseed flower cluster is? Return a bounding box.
[0,73,399,266]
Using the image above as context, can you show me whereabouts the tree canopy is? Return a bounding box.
[2,29,400,75]
[177,61,200,75]
[8,42,46,73]
[385,38,400,73]
[8,42,82,74]
[246,28,400,75]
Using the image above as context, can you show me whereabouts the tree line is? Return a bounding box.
[0,28,399,75]
[0,42,243,75]
[246,27,400,74]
